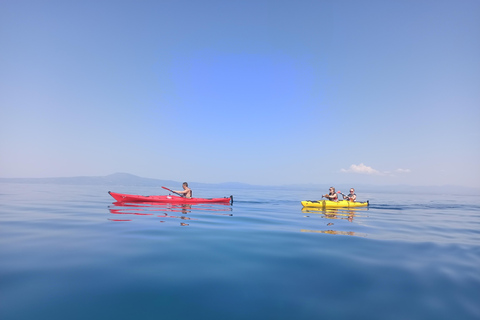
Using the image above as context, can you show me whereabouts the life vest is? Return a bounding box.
[346,193,356,200]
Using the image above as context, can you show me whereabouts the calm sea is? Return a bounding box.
[1,183,479,320]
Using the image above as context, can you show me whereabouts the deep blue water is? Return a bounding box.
[1,183,479,320]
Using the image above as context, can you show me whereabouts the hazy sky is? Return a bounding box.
[1,0,479,187]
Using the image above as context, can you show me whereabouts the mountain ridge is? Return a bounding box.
[0,173,479,195]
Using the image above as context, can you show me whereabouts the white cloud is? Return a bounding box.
[341,163,412,176]
[341,163,381,175]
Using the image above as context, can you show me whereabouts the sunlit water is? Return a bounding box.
[1,183,479,320]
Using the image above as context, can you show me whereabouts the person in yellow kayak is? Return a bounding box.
[323,187,338,201]
[342,188,357,202]
[174,182,192,198]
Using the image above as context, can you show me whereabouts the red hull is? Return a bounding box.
[108,191,233,204]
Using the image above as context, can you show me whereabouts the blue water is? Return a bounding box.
[1,183,479,320]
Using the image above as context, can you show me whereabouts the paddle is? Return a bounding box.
[338,191,357,201]
[162,186,184,197]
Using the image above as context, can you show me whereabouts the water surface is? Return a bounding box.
[1,183,479,320]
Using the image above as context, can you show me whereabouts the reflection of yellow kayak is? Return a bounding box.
[301,229,365,237]
[301,207,367,216]
[301,200,369,209]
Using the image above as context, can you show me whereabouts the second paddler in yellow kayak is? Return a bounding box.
[337,188,357,202]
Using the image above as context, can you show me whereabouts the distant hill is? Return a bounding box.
[0,173,478,195]
[0,173,260,189]
[0,173,180,187]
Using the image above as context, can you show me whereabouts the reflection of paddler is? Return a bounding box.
[181,204,192,214]
[157,214,195,220]
[323,209,339,219]
[301,229,360,236]
[345,209,356,222]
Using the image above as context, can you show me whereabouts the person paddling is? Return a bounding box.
[323,187,338,201]
[341,188,357,202]
[174,182,192,199]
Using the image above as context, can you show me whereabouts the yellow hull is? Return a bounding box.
[301,200,369,209]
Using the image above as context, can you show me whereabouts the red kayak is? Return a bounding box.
[108,191,233,204]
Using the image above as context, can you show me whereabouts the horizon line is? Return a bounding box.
[0,172,479,192]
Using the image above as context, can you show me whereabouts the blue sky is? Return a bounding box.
[1,0,479,187]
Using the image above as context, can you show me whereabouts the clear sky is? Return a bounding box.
[1,0,479,187]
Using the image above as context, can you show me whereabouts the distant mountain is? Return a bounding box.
[0,173,179,187]
[0,173,260,189]
[0,173,478,195]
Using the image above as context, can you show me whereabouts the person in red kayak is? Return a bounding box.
[174,182,192,198]
[323,187,338,201]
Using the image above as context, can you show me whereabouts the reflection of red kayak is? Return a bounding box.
[108,191,233,204]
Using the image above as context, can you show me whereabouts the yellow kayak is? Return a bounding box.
[301,200,369,209]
